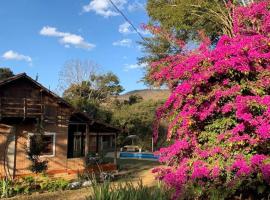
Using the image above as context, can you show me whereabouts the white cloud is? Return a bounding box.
[138,29,151,36]
[127,1,145,12]
[40,26,66,37]
[119,22,133,34]
[2,50,32,63]
[118,22,151,36]
[83,0,127,18]
[40,26,95,50]
[124,63,147,71]
[112,38,132,47]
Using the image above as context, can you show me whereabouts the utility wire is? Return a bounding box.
[108,0,147,43]
[108,0,180,55]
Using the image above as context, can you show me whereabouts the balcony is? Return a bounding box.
[0,97,69,124]
[0,97,43,119]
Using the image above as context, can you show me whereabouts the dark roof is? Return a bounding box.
[0,73,122,133]
[0,73,72,108]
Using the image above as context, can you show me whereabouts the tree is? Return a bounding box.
[90,72,124,100]
[147,0,235,39]
[0,68,14,81]
[127,94,143,105]
[26,120,48,174]
[151,1,270,199]
[63,73,124,103]
[62,70,123,121]
[111,99,167,150]
[140,0,261,86]
[58,59,98,94]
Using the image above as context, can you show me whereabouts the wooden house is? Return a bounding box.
[0,73,119,179]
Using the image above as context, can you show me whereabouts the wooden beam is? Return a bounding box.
[85,124,89,158]
[0,98,2,120]
[23,98,27,119]
[96,132,99,154]
[114,133,117,165]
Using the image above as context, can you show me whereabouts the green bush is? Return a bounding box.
[40,178,69,192]
[0,179,12,198]
[87,180,172,200]
[0,176,69,198]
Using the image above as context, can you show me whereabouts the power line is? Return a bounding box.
[108,0,147,42]
[108,0,180,56]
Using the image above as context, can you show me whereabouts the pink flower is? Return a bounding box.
[251,154,267,166]
[212,166,220,178]
[231,157,252,177]
[150,1,270,197]
[261,164,270,182]
[256,123,270,139]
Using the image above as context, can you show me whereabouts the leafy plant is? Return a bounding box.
[87,180,172,200]
[151,1,270,199]
[0,179,12,198]
[40,178,69,192]
[26,120,48,174]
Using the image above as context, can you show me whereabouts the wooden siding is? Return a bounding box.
[0,75,117,179]
[0,78,71,126]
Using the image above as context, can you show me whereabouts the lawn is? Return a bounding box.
[6,159,160,200]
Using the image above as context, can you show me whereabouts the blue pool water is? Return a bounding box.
[120,152,159,160]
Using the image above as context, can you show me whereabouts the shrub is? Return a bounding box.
[0,179,12,198]
[87,180,172,200]
[150,1,270,199]
[39,178,69,192]
[0,176,70,198]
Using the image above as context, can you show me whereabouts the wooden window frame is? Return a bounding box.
[27,132,56,158]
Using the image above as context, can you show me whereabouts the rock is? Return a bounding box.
[68,181,81,189]
[82,181,92,187]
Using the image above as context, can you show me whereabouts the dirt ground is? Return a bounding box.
[6,159,159,200]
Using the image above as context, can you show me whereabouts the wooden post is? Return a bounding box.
[12,127,17,180]
[152,136,154,152]
[96,132,99,155]
[40,90,44,121]
[23,98,27,119]
[100,136,103,151]
[85,124,89,158]
[0,98,2,120]
[114,133,117,166]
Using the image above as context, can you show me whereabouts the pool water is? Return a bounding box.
[119,152,159,160]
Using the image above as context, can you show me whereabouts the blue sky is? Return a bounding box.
[0,0,149,94]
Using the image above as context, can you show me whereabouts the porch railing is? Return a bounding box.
[0,97,70,124]
[0,97,43,119]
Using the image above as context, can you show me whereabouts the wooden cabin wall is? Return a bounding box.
[0,78,85,177]
[0,133,7,177]
[0,79,40,98]
[0,78,71,125]
[0,78,116,179]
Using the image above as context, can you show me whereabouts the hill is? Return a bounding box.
[118,89,170,101]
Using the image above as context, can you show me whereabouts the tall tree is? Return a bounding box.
[151,1,270,199]
[62,70,123,120]
[90,72,124,100]
[58,59,98,94]
[0,67,14,80]
[140,0,259,86]
[63,72,124,104]
[146,0,234,40]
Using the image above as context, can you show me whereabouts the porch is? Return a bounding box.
[67,114,119,166]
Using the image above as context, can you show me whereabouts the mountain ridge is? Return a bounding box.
[118,89,170,101]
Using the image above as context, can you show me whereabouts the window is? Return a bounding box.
[28,132,56,157]
[72,132,85,158]
[67,124,86,158]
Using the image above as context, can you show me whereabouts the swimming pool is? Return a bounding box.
[119,152,159,160]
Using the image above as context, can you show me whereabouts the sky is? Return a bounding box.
[0,0,150,94]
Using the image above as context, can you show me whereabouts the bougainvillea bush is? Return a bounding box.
[151,1,270,199]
